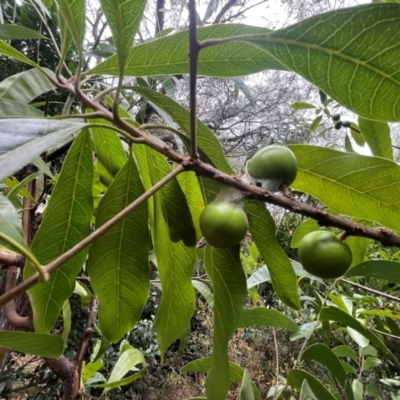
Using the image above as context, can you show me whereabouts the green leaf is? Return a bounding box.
[300,380,318,400]
[359,309,400,320]
[291,102,316,110]
[82,359,104,385]
[0,39,44,70]
[287,369,336,400]
[91,366,148,389]
[245,200,300,310]
[237,307,299,332]
[240,369,255,400]
[91,119,127,186]
[386,317,400,336]
[320,306,399,367]
[0,24,47,39]
[310,115,322,132]
[352,379,363,400]
[57,0,85,52]
[62,300,71,345]
[192,279,214,308]
[366,384,383,400]
[0,331,63,358]
[289,145,400,232]
[181,358,261,400]
[204,245,247,400]
[349,122,365,147]
[0,99,43,117]
[345,236,370,267]
[301,344,354,400]
[87,155,150,343]
[291,218,320,249]
[99,0,146,75]
[24,130,93,333]
[87,24,278,77]
[74,281,92,308]
[0,68,55,104]
[0,119,86,181]
[333,345,358,362]
[247,4,400,121]
[345,260,400,282]
[358,117,393,160]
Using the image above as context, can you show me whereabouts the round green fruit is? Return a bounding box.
[298,231,352,279]
[246,145,297,192]
[200,202,248,248]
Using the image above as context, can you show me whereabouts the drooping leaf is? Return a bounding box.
[24,130,93,333]
[204,245,247,400]
[352,379,363,400]
[57,0,86,52]
[231,77,255,107]
[310,115,322,132]
[358,117,393,160]
[62,300,71,345]
[0,24,47,39]
[345,260,400,282]
[0,39,43,70]
[0,331,63,358]
[192,279,214,308]
[181,358,261,400]
[90,119,127,186]
[240,369,255,400]
[99,0,146,75]
[245,200,300,309]
[87,155,150,343]
[237,307,299,332]
[320,306,399,367]
[0,119,86,181]
[287,369,336,400]
[87,24,279,76]
[289,145,400,232]
[0,99,43,117]
[82,359,104,385]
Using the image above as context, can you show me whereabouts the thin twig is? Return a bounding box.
[272,328,280,400]
[0,164,185,307]
[341,279,400,303]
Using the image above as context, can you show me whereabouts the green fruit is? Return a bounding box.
[200,202,248,248]
[298,231,352,279]
[246,145,297,192]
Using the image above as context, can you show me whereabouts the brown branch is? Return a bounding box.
[213,0,237,23]
[341,279,400,303]
[0,251,25,268]
[4,266,30,329]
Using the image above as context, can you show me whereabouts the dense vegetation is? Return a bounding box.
[1,1,400,399]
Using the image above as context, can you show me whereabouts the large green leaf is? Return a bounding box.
[143,147,196,357]
[99,0,146,75]
[287,369,336,400]
[0,119,86,181]
[0,331,63,358]
[289,145,400,232]
[237,307,299,332]
[245,200,299,310]
[57,0,86,52]
[320,306,399,367]
[0,68,55,104]
[240,369,255,400]
[182,358,261,400]
[0,39,43,70]
[0,24,47,39]
[24,130,93,333]
[345,236,370,267]
[87,24,278,76]
[204,245,247,400]
[90,119,127,186]
[346,260,400,281]
[358,117,393,160]
[87,155,150,343]
[0,99,43,117]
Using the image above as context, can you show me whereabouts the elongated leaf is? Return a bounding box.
[0,24,47,39]
[320,306,399,367]
[0,99,43,117]
[62,300,71,344]
[87,24,279,76]
[0,68,55,104]
[192,279,214,308]
[358,117,393,160]
[182,358,261,400]
[287,369,336,400]
[245,200,299,309]
[0,193,25,251]
[345,260,400,282]
[237,307,299,332]
[291,218,320,249]
[143,148,196,356]
[24,130,93,333]
[0,40,43,70]
[57,0,85,52]
[0,119,86,181]
[291,102,316,110]
[0,331,63,358]
[240,369,255,400]
[204,245,247,400]
[359,310,400,320]
[92,366,147,389]
[289,145,400,232]
[90,119,127,186]
[100,0,146,75]
[87,155,150,343]
[82,359,104,385]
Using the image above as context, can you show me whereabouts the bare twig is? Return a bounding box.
[0,251,24,268]
[272,328,280,400]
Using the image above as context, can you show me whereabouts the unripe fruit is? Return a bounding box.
[246,145,297,192]
[200,202,248,248]
[342,121,351,128]
[334,121,343,130]
[298,231,352,279]
[332,114,341,122]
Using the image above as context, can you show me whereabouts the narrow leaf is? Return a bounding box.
[240,369,255,400]
[24,130,93,333]
[0,100,43,117]
[345,260,400,282]
[0,24,47,39]
[245,200,300,309]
